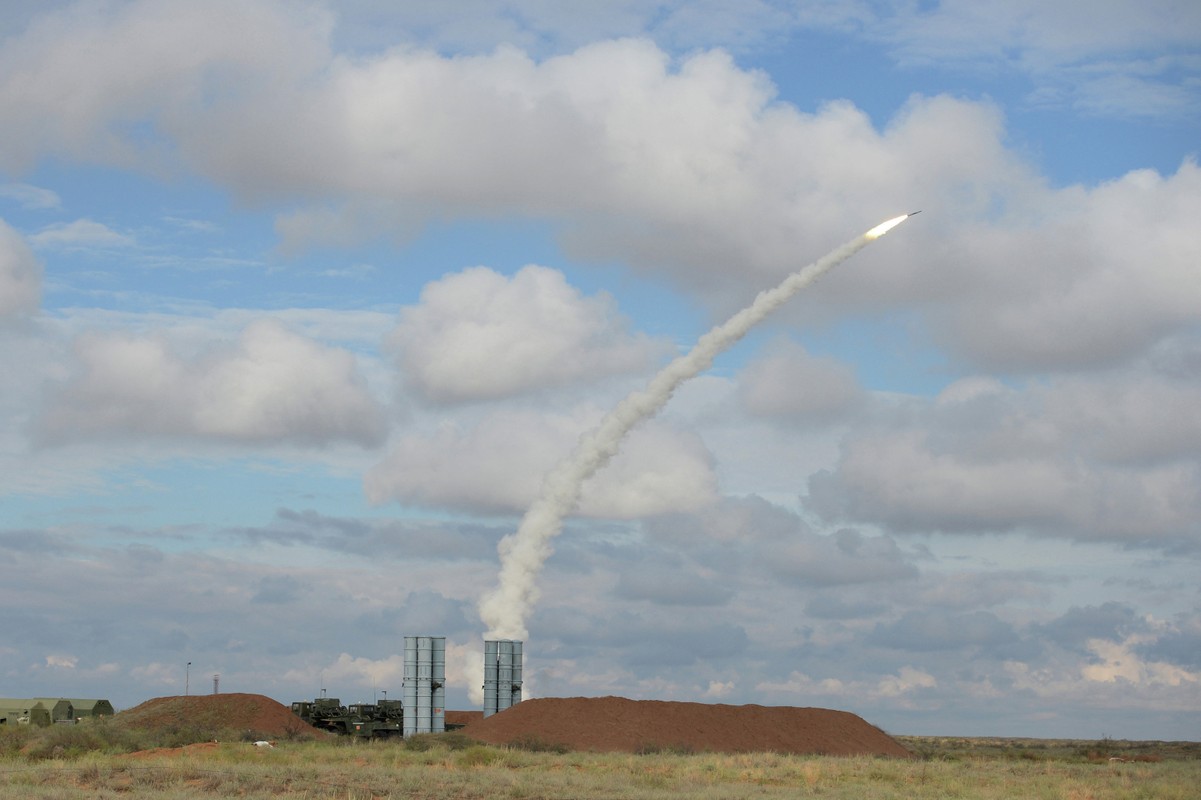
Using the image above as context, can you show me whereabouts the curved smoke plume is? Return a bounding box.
[479,214,915,640]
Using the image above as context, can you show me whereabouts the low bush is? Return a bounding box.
[5,718,153,760]
[457,745,500,767]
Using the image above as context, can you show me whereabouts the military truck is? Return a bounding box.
[290,697,403,738]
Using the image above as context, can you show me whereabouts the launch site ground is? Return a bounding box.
[1,693,1197,799]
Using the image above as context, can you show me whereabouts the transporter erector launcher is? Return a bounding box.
[483,639,523,718]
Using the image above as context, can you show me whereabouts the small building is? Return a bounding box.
[69,699,115,719]
[32,698,75,723]
[0,699,51,726]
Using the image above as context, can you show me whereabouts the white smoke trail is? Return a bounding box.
[479,214,914,639]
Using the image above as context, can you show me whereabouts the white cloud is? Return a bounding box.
[1081,635,1200,687]
[129,661,182,687]
[29,218,135,249]
[38,319,387,446]
[0,219,42,317]
[757,666,937,704]
[703,679,735,698]
[281,640,486,702]
[306,652,405,690]
[806,356,1201,545]
[876,666,938,698]
[867,0,1201,118]
[445,641,485,706]
[3,4,1196,378]
[390,265,663,403]
[309,1,1201,119]
[365,407,717,517]
[0,0,334,172]
[0,182,61,210]
[329,0,794,57]
[1004,630,1201,712]
[44,654,78,669]
[738,338,862,422]
[929,160,1201,371]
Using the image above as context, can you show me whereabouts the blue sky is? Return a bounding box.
[2,0,1200,739]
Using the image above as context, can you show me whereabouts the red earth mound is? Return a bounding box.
[445,710,483,728]
[460,696,911,756]
[113,693,323,741]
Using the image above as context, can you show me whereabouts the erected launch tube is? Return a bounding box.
[483,639,523,717]
[402,635,445,735]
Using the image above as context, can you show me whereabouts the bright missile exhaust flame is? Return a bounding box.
[479,213,918,641]
[865,213,911,239]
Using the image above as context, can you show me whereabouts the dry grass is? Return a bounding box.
[1,726,1197,799]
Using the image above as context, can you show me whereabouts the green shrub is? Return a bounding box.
[18,724,103,760]
[7,717,158,760]
[457,745,500,767]
[0,724,36,756]
[437,732,474,751]
[404,733,437,751]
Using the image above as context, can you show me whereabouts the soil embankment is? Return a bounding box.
[113,693,323,741]
[460,696,911,756]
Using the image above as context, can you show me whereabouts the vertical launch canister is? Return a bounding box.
[403,635,446,735]
[482,639,522,717]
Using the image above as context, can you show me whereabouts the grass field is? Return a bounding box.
[2,723,1198,799]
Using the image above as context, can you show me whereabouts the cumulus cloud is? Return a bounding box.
[1080,634,1199,687]
[3,3,1196,378]
[307,652,405,689]
[0,0,333,172]
[390,265,662,403]
[0,8,1025,270]
[757,666,938,705]
[806,361,1201,547]
[365,408,717,517]
[0,220,42,318]
[738,338,863,422]
[37,319,386,446]
[636,495,922,594]
[929,160,1201,372]
[129,661,182,687]
[281,1,1201,118]
[1005,629,1201,712]
[281,623,484,702]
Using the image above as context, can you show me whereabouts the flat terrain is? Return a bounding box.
[2,694,1197,798]
[3,735,1198,799]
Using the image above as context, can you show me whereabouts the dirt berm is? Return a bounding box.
[113,693,324,741]
[460,696,911,756]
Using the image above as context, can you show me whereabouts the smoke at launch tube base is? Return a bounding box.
[479,214,916,640]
